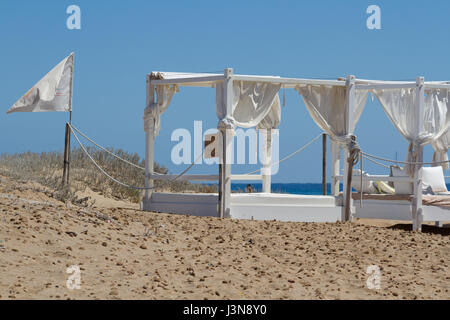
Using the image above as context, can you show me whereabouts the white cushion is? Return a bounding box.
[391,167,413,195]
[351,169,376,193]
[422,166,448,194]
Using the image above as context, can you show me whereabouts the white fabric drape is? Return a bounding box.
[144,85,178,135]
[432,130,450,170]
[216,81,281,130]
[374,88,450,173]
[296,85,368,144]
[257,95,281,129]
[374,88,418,142]
[428,90,450,170]
[430,90,450,170]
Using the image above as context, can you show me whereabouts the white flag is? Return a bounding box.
[7,53,74,114]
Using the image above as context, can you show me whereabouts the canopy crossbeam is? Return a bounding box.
[149,71,450,90]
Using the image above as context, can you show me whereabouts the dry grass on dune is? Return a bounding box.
[0,175,449,300]
[0,148,217,205]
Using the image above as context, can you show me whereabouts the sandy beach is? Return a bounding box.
[0,174,449,300]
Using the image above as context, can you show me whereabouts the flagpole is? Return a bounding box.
[63,53,74,187]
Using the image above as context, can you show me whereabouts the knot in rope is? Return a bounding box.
[346,135,360,167]
[217,117,236,131]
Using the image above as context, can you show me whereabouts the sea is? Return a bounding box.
[231,183,336,195]
[231,183,450,195]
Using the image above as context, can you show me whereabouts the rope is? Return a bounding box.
[69,124,155,190]
[361,150,450,166]
[343,135,360,221]
[69,122,450,193]
[361,154,391,169]
[68,123,207,189]
[243,132,324,175]
[70,124,146,171]
[171,149,205,181]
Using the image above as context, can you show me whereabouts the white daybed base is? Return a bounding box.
[354,198,450,224]
[143,192,344,223]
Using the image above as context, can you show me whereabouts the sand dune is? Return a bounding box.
[0,175,449,300]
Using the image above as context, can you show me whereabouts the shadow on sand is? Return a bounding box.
[388,223,450,236]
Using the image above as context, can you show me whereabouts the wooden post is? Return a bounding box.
[322,133,327,195]
[62,123,70,186]
[218,162,223,217]
[344,136,356,221]
[144,75,155,210]
[218,68,234,218]
[412,77,424,232]
[343,75,356,221]
[62,57,74,187]
[262,128,272,193]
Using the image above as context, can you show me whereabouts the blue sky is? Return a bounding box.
[1,0,450,182]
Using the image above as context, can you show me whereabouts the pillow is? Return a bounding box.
[391,166,413,195]
[422,166,448,194]
[374,181,395,194]
[351,169,376,193]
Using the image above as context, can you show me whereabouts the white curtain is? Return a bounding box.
[374,88,450,173]
[257,95,281,129]
[432,131,450,170]
[296,85,369,144]
[144,85,178,135]
[216,81,281,129]
[430,90,450,170]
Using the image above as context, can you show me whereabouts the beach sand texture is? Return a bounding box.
[0,175,449,300]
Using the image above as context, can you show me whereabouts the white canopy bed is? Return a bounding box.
[346,78,450,230]
[142,69,450,231]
